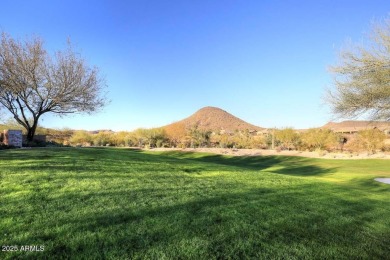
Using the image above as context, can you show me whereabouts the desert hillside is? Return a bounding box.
[164,106,263,133]
[322,121,390,133]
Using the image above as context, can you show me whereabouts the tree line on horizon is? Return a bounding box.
[70,125,390,154]
[1,121,385,154]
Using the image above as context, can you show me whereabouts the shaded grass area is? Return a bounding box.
[0,148,389,259]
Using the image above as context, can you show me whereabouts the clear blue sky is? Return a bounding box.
[1,1,389,130]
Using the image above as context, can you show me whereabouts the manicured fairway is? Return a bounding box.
[0,148,389,259]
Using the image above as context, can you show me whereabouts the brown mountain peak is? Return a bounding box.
[164,106,263,132]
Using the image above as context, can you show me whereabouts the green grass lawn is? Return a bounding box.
[1,148,389,259]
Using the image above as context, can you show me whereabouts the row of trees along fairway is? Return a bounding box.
[0,32,106,142]
[63,126,388,153]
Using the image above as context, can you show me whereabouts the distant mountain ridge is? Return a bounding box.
[163,106,263,132]
[322,120,390,133]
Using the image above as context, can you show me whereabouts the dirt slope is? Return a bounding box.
[164,106,263,132]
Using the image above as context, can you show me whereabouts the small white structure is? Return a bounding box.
[3,130,23,147]
[375,178,390,184]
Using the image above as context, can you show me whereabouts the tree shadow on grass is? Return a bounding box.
[141,150,338,177]
[350,178,390,192]
[4,182,389,259]
[1,148,389,258]
[0,148,337,178]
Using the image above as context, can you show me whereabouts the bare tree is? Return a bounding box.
[327,17,390,121]
[0,32,107,142]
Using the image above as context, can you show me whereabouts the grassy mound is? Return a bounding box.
[1,148,389,259]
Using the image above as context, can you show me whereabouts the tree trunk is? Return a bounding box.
[26,127,36,142]
[26,118,39,142]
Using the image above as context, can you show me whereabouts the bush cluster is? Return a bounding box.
[1,120,388,153]
[63,126,389,153]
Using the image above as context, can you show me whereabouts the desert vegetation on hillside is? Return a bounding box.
[165,106,263,132]
[1,106,389,153]
[1,123,389,154]
[40,125,390,153]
